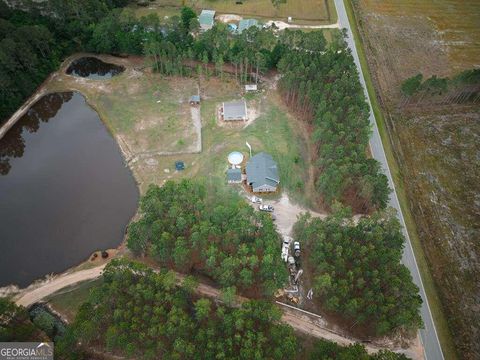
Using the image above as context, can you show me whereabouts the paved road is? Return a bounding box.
[332,1,444,359]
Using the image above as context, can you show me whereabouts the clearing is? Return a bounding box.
[131,0,337,25]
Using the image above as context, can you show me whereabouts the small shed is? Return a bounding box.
[190,95,200,105]
[222,100,248,121]
[175,161,185,171]
[227,168,242,183]
[199,10,216,31]
[238,19,260,34]
[245,84,257,92]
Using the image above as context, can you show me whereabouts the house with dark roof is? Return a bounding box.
[222,100,247,121]
[227,168,242,184]
[246,152,279,192]
[199,10,215,31]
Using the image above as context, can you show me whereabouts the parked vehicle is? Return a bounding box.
[251,196,262,204]
[293,241,300,257]
[259,204,274,212]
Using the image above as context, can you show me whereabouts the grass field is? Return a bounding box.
[129,75,312,205]
[46,279,102,323]
[131,0,337,24]
[345,0,480,358]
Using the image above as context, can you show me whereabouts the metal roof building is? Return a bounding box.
[222,100,247,121]
[238,19,260,33]
[190,95,200,104]
[246,152,279,193]
[199,10,215,31]
[227,168,242,183]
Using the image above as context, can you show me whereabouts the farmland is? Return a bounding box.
[350,0,480,358]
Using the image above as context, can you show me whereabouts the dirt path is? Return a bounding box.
[14,264,106,308]
[0,88,48,140]
[265,20,340,30]
[13,260,421,358]
[262,193,326,239]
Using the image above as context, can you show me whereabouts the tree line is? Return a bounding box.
[127,179,288,298]
[293,205,423,336]
[400,69,480,106]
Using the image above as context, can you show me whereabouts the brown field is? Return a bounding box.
[351,1,480,359]
[132,0,336,24]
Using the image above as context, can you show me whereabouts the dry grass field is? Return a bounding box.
[132,0,336,24]
[351,1,480,359]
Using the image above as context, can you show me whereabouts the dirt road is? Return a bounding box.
[265,20,339,30]
[14,261,421,358]
[14,264,106,308]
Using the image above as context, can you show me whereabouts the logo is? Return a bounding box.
[0,342,54,360]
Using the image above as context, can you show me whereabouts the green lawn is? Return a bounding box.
[343,1,458,359]
[128,75,311,205]
[46,279,102,323]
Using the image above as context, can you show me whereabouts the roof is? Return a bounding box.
[238,19,260,33]
[190,95,200,102]
[175,161,185,170]
[245,84,257,91]
[199,10,215,26]
[227,168,242,181]
[223,100,247,119]
[246,152,279,188]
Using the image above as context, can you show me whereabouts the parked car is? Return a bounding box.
[259,204,274,212]
[251,196,262,204]
[293,241,300,257]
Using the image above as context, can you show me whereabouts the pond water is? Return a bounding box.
[0,92,138,287]
[66,57,125,79]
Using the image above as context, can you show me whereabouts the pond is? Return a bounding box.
[66,57,125,79]
[0,92,138,288]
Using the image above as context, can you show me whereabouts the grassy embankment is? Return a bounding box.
[132,0,337,25]
[343,1,457,359]
[46,279,102,323]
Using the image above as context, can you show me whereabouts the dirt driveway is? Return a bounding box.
[261,193,326,239]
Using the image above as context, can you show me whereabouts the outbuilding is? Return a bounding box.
[245,84,257,92]
[227,168,242,184]
[190,95,200,105]
[199,10,215,31]
[246,152,279,193]
[222,100,248,121]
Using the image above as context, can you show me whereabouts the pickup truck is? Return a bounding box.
[259,204,274,212]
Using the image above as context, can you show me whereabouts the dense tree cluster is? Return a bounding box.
[400,69,480,105]
[277,30,390,210]
[0,298,46,342]
[58,259,298,359]
[0,0,133,124]
[127,180,288,297]
[293,206,423,336]
[308,339,409,360]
